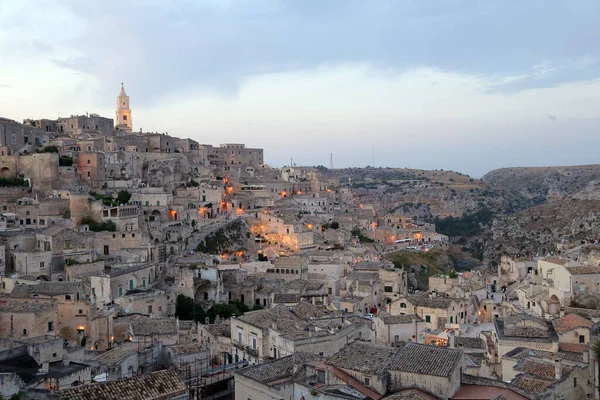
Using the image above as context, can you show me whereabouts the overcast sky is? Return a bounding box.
[1,0,599,176]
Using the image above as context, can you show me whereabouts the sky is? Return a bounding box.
[0,0,599,177]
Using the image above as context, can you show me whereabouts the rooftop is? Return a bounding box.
[0,353,89,385]
[455,336,486,350]
[0,300,56,314]
[514,358,570,379]
[511,374,553,394]
[552,313,593,333]
[11,281,81,297]
[61,369,185,400]
[96,347,135,366]
[377,311,421,325]
[388,342,462,378]
[237,353,316,384]
[405,294,456,309]
[566,265,600,275]
[326,341,398,375]
[129,317,178,336]
[168,343,207,355]
[202,320,231,338]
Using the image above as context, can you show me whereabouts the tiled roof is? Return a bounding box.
[405,294,455,309]
[553,313,593,333]
[96,347,134,366]
[130,317,178,336]
[60,369,185,400]
[455,336,486,350]
[202,320,231,338]
[512,375,553,394]
[293,301,328,320]
[326,341,398,375]
[169,343,207,355]
[0,300,56,314]
[388,343,462,377]
[377,311,421,325]
[541,257,568,266]
[567,266,600,275]
[515,358,570,379]
[11,282,81,297]
[237,353,317,383]
[558,343,589,353]
[381,389,438,400]
[273,293,299,303]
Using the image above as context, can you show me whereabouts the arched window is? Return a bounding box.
[400,303,407,308]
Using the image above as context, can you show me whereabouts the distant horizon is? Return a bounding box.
[1,1,598,177]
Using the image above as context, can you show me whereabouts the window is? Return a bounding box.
[148,305,153,314]
[400,303,407,308]
[78,309,83,314]
[123,115,127,121]
[65,295,71,300]
[317,370,325,384]
[156,201,160,206]
[87,159,90,164]
[48,322,53,332]
[87,171,90,177]
[87,146,91,151]
[26,210,30,216]
[118,286,123,296]
[132,233,135,238]
[364,377,370,387]
[238,331,242,344]
[64,241,71,249]
[450,316,453,323]
[129,279,134,290]
[425,315,431,323]
[91,288,95,296]
[39,262,45,269]
[11,135,16,144]
[393,335,400,343]
[579,335,585,343]
[142,279,146,288]
[384,286,393,293]
[104,245,109,255]
[252,337,257,350]
[23,328,27,336]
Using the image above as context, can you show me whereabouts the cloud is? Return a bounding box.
[28,0,597,106]
[0,84,12,89]
[547,114,557,121]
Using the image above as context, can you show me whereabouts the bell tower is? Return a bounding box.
[115,82,132,133]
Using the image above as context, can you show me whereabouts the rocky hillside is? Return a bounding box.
[326,167,526,218]
[477,165,600,261]
[482,164,600,204]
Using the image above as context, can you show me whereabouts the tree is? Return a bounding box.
[117,190,131,204]
[175,294,206,322]
[330,221,339,229]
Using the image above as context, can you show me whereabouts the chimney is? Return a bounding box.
[448,332,455,348]
[554,359,562,380]
[62,355,70,367]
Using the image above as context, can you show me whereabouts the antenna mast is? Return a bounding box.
[329,153,333,169]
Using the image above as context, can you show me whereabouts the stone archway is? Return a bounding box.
[0,167,10,178]
[548,294,560,315]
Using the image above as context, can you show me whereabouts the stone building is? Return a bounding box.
[0,300,58,339]
[389,294,472,330]
[492,314,559,361]
[325,341,397,397]
[60,369,187,400]
[209,143,263,166]
[373,312,425,345]
[388,342,464,399]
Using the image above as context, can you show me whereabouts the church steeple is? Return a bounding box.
[115,82,132,133]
